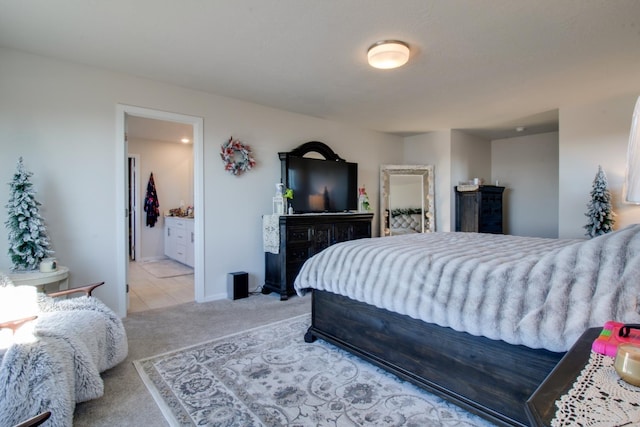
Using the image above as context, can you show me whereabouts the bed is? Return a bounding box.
[389,208,423,235]
[294,224,640,426]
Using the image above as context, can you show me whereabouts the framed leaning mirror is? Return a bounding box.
[380,165,435,236]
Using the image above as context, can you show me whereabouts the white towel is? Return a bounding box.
[262,214,281,254]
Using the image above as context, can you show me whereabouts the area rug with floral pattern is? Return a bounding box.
[134,314,494,427]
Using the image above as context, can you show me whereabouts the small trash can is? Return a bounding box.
[227,272,249,300]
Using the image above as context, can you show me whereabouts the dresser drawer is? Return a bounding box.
[287,226,312,243]
[168,217,187,229]
[313,224,331,249]
[174,244,187,263]
[174,228,187,242]
[287,243,313,263]
[352,221,372,240]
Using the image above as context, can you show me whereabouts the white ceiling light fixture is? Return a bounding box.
[367,40,410,69]
[181,137,190,144]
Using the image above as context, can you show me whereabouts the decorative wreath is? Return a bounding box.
[220,136,256,176]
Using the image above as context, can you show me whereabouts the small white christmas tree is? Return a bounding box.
[584,165,615,238]
[5,157,54,270]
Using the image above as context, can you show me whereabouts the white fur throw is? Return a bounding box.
[0,293,128,427]
[294,224,640,352]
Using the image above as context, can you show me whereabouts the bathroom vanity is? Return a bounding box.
[164,216,194,267]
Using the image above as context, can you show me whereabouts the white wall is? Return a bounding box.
[451,131,492,229]
[451,130,492,187]
[0,47,402,316]
[559,93,640,238]
[403,130,491,231]
[128,137,193,260]
[403,130,452,231]
[492,132,559,237]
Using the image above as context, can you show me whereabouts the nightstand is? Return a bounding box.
[7,266,70,293]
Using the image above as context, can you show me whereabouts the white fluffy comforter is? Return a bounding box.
[294,224,640,352]
[0,294,128,427]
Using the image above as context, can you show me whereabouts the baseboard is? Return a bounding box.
[198,292,228,303]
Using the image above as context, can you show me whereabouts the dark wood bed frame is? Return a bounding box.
[304,290,565,427]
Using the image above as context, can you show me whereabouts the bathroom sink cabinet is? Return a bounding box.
[164,217,194,267]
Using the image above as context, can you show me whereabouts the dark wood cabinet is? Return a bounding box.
[264,213,373,300]
[455,185,504,233]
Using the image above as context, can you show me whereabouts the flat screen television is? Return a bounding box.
[286,156,358,213]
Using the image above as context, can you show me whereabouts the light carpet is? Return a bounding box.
[139,259,193,278]
[134,314,494,427]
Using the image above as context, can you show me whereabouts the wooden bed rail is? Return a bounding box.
[0,315,38,334]
[14,411,51,427]
[47,281,104,298]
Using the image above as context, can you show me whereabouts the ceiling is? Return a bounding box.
[2,0,639,139]
[126,116,193,144]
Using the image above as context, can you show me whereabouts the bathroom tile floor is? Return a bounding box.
[128,260,194,313]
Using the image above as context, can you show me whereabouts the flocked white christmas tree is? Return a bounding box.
[584,165,615,238]
[5,157,54,270]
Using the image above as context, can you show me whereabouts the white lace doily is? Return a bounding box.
[552,351,640,426]
[262,214,280,254]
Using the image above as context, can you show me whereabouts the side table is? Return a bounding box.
[526,327,601,426]
[7,266,70,293]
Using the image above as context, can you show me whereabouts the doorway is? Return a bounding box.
[127,117,194,312]
[115,105,204,318]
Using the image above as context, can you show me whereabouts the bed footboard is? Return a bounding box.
[304,290,564,427]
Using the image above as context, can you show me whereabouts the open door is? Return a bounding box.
[128,155,140,261]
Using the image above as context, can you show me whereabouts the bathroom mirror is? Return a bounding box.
[380,165,435,236]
